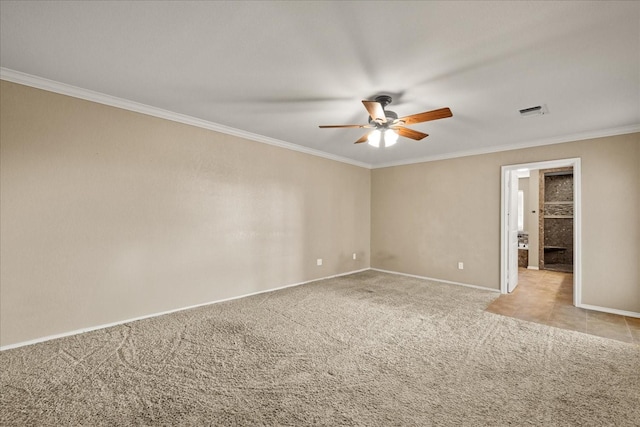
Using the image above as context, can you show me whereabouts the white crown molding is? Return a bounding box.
[0,67,371,169]
[372,124,640,169]
[3,67,638,171]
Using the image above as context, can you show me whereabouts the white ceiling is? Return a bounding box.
[1,1,639,168]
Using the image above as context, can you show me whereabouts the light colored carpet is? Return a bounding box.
[1,270,639,426]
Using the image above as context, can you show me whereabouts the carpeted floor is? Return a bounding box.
[1,270,639,426]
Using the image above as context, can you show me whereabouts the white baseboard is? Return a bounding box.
[577,303,640,319]
[0,268,370,352]
[527,266,540,270]
[370,268,500,293]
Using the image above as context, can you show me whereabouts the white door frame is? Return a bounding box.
[506,169,520,293]
[500,158,582,306]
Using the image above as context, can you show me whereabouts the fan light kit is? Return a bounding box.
[368,129,398,148]
[319,95,452,147]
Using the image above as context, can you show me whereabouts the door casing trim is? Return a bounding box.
[500,157,581,307]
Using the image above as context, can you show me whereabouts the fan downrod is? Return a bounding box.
[374,95,392,108]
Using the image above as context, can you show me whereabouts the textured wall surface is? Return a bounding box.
[543,218,573,265]
[0,81,371,346]
[371,133,640,313]
[542,173,574,267]
[544,174,574,202]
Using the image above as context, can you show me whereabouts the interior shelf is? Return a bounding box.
[544,246,567,252]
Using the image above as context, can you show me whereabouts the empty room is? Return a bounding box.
[1,1,639,425]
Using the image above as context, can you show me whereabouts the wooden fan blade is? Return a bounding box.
[319,124,370,128]
[398,107,452,125]
[354,133,370,144]
[362,101,387,123]
[396,127,429,140]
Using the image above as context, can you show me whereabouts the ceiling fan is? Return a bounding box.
[319,95,452,147]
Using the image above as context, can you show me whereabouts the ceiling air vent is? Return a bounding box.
[519,104,548,117]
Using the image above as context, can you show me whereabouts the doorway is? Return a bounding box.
[500,158,581,307]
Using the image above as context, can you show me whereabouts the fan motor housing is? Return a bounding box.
[368,109,398,125]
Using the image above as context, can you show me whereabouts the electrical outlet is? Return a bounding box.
[458,262,464,270]
[353,253,357,260]
[317,258,323,266]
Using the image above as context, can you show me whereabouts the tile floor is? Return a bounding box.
[486,268,640,344]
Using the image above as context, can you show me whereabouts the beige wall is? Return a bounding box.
[0,81,371,347]
[372,133,640,313]
[2,79,638,347]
